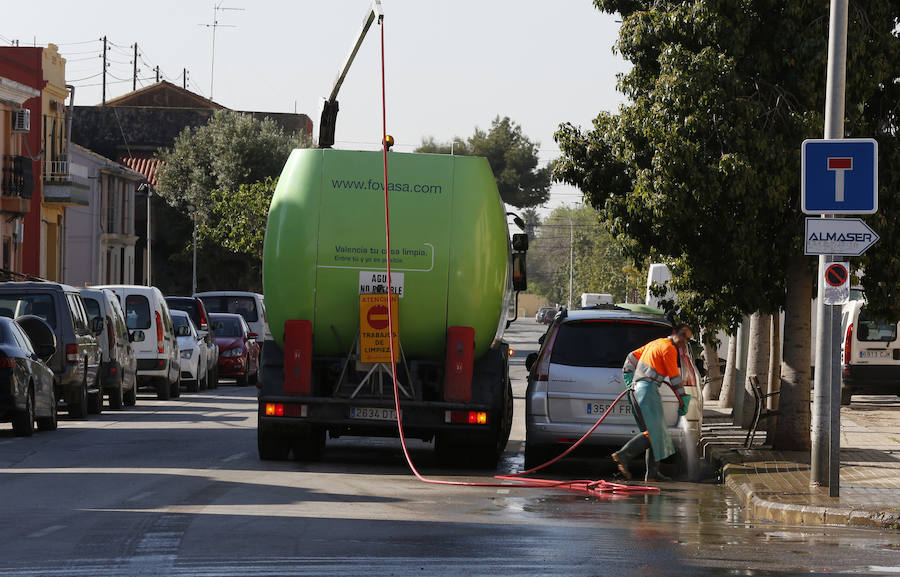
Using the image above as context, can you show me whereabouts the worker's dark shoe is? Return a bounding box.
[644,450,672,482]
[611,452,633,480]
[612,433,651,480]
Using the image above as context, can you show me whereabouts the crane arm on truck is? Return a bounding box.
[318,0,384,148]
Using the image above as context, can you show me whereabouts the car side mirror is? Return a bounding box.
[511,252,527,291]
[37,343,55,362]
[525,352,538,372]
[130,330,145,343]
[538,334,546,345]
[91,317,104,335]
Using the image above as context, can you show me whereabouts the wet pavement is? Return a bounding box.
[0,322,896,575]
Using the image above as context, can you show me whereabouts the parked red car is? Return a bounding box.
[209,313,259,386]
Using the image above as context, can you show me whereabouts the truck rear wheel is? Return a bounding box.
[258,427,291,461]
[292,426,326,462]
[156,377,171,400]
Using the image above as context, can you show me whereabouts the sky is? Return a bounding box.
[3,0,629,214]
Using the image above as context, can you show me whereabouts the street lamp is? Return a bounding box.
[188,204,198,295]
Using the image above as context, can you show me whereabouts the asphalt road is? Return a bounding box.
[0,321,897,576]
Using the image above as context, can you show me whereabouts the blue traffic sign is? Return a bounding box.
[801,138,878,214]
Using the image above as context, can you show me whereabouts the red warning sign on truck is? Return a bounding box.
[359,293,399,364]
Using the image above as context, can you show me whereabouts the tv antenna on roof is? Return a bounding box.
[198,1,243,101]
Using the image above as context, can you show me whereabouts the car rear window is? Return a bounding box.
[125,295,151,330]
[166,298,200,326]
[858,309,898,343]
[172,314,190,331]
[210,316,242,338]
[549,320,671,368]
[82,297,101,322]
[201,296,258,323]
[0,294,57,329]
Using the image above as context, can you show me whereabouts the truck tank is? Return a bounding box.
[263,148,510,361]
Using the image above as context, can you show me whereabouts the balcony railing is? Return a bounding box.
[2,155,33,199]
[43,159,69,182]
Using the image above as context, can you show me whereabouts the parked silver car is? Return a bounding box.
[524,306,703,472]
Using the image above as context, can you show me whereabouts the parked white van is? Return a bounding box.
[840,296,900,405]
[95,285,181,400]
[194,291,270,343]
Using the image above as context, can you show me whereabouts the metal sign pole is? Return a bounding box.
[811,0,849,496]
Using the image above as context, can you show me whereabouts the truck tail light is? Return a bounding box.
[444,326,475,402]
[155,311,164,353]
[66,343,79,363]
[843,323,853,365]
[534,327,559,382]
[284,320,312,395]
[444,410,488,425]
[265,403,306,417]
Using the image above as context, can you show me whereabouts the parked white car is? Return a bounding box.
[171,310,208,393]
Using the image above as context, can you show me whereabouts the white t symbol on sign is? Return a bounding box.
[827,157,853,202]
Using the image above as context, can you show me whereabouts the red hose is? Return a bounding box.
[377,17,656,496]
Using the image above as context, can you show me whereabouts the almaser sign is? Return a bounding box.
[804,217,880,256]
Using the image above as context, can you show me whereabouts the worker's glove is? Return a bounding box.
[622,371,634,389]
[677,393,691,417]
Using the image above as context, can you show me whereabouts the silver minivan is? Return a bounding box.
[524,306,702,472]
[80,288,138,409]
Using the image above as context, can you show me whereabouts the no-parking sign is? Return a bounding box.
[823,262,850,305]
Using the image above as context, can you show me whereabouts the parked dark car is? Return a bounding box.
[0,283,102,419]
[0,316,57,435]
[81,288,138,409]
[209,313,259,386]
[165,296,218,389]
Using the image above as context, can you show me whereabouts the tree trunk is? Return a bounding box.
[701,328,723,401]
[765,313,782,440]
[773,253,813,451]
[741,312,770,428]
[718,334,738,409]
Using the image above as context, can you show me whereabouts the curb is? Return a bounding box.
[705,444,900,529]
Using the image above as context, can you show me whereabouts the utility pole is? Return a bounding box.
[132,43,138,91]
[183,68,188,89]
[155,66,160,83]
[101,36,107,106]
[811,0,848,498]
[199,2,243,101]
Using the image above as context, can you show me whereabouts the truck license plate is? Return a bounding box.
[350,407,398,421]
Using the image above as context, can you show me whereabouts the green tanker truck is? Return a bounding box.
[258,148,528,466]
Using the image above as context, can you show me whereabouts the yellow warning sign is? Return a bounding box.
[359,293,399,364]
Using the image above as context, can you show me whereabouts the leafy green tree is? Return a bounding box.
[416,116,551,208]
[201,177,277,260]
[156,110,308,217]
[151,110,310,294]
[554,1,900,450]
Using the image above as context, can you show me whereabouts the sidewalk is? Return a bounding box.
[699,402,900,529]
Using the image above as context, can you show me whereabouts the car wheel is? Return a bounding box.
[37,386,58,432]
[200,368,207,391]
[87,388,103,415]
[67,377,88,419]
[210,367,219,389]
[171,373,181,398]
[156,377,171,400]
[236,373,248,387]
[109,380,124,411]
[841,387,853,406]
[123,380,136,407]
[186,377,200,393]
[12,384,35,437]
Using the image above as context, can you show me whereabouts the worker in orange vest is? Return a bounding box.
[612,324,692,481]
